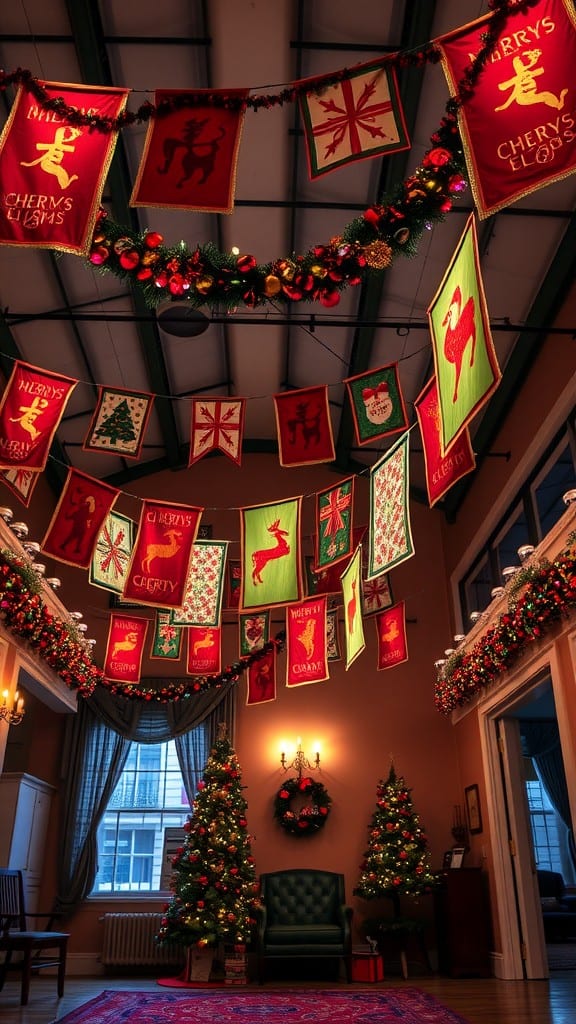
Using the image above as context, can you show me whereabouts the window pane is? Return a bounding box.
[533,442,574,540]
[464,555,493,620]
[494,504,529,578]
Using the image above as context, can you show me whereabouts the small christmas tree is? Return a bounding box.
[93,398,137,446]
[157,727,259,963]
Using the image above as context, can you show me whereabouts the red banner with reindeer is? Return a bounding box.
[104,613,148,684]
[130,89,249,214]
[286,596,329,687]
[187,625,222,675]
[122,499,203,610]
[0,360,77,471]
[427,213,501,456]
[240,496,303,611]
[274,385,335,467]
[41,468,119,569]
[375,601,408,671]
[246,647,277,706]
[414,375,476,507]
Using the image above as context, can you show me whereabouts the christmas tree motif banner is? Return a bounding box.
[344,362,408,446]
[187,625,222,675]
[368,432,414,580]
[122,499,203,609]
[427,214,501,456]
[130,88,249,214]
[89,510,135,594]
[414,375,476,507]
[376,600,408,671]
[150,610,183,661]
[0,467,39,508]
[240,496,303,611]
[0,82,128,253]
[189,398,246,467]
[314,476,354,571]
[246,648,277,705]
[341,543,365,671]
[437,0,576,218]
[239,610,270,658]
[0,361,77,471]
[286,596,329,687]
[84,386,154,459]
[274,385,335,467]
[104,612,148,684]
[41,468,119,569]
[170,539,228,627]
[299,58,410,179]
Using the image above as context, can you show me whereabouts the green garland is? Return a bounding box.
[274,776,332,836]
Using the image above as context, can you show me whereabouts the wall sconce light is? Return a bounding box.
[0,689,25,726]
[280,738,321,777]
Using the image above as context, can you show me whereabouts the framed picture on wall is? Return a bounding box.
[465,783,483,834]
[450,847,466,869]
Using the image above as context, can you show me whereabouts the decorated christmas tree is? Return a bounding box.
[94,398,137,445]
[157,727,259,963]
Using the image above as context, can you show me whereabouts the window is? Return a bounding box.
[526,777,563,875]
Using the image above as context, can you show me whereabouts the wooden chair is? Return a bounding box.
[0,868,69,1006]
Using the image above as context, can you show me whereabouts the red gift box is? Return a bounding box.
[351,952,384,982]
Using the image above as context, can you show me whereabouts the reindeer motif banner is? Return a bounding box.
[414,376,476,507]
[170,540,228,626]
[89,510,135,593]
[130,89,249,214]
[437,0,576,218]
[104,613,148,684]
[122,499,203,609]
[286,596,328,687]
[427,214,501,456]
[41,468,119,569]
[0,361,77,471]
[340,543,365,671]
[189,398,246,466]
[376,600,408,671]
[0,81,128,253]
[274,385,335,467]
[187,625,222,675]
[240,496,303,611]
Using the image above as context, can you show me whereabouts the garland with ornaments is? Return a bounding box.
[273,776,332,836]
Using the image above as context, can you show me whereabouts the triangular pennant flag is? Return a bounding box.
[150,611,183,661]
[299,58,410,179]
[240,496,303,611]
[427,213,501,455]
[89,510,135,594]
[368,432,414,579]
[437,0,576,219]
[274,386,335,467]
[314,477,354,571]
[0,467,40,508]
[187,626,222,675]
[122,499,203,609]
[286,596,329,687]
[326,607,341,661]
[83,386,154,459]
[414,376,476,507]
[344,362,408,446]
[341,543,365,671]
[41,468,119,569]
[376,600,408,671]
[362,573,393,617]
[0,361,77,471]
[239,610,270,658]
[246,648,277,705]
[170,540,228,626]
[104,612,148,684]
[130,89,249,214]
[189,398,246,466]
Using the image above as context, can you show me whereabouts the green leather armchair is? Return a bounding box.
[256,869,353,982]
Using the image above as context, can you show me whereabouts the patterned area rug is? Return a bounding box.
[51,988,470,1024]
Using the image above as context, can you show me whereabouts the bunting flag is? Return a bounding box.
[130,88,249,214]
[0,467,40,507]
[150,610,183,661]
[189,398,246,467]
[299,58,410,179]
[122,499,203,609]
[246,648,277,706]
[240,496,303,611]
[362,573,393,617]
[344,362,408,446]
[314,477,354,571]
[427,213,501,456]
[368,432,413,580]
[286,596,329,687]
[0,361,77,471]
[0,81,128,253]
[273,386,335,467]
[104,612,148,684]
[170,540,228,627]
[341,544,365,671]
[89,510,135,593]
[239,610,270,658]
[437,0,576,219]
[326,607,341,661]
[414,376,476,507]
[83,387,154,459]
[41,468,119,569]
[226,560,242,609]
[187,626,222,675]
[376,600,408,671]
[306,526,367,597]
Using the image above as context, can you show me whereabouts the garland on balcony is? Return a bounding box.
[434,538,576,715]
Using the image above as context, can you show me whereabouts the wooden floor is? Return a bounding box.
[0,972,575,1024]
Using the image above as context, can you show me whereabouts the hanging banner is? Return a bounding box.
[414,376,476,507]
[314,476,354,571]
[187,626,222,675]
[376,600,408,671]
[286,596,329,687]
[130,88,249,214]
[299,58,410,179]
[0,81,128,253]
[122,499,203,609]
[427,213,501,455]
[240,496,303,611]
[239,610,270,658]
[189,398,246,466]
[0,361,77,471]
[344,362,408,446]
[326,607,341,661]
[307,526,367,597]
[246,648,277,705]
[41,468,119,569]
[83,387,154,460]
[437,0,576,218]
[104,613,148,684]
[170,540,228,626]
[0,467,40,507]
[89,510,135,594]
[362,573,394,617]
[150,610,183,661]
[368,431,414,579]
[274,385,335,467]
[226,559,242,609]
[341,544,365,671]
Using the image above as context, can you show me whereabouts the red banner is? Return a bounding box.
[246,648,277,705]
[437,0,576,218]
[375,601,408,671]
[41,468,119,568]
[122,499,203,609]
[187,626,222,675]
[104,613,149,684]
[226,560,242,609]
[0,361,77,471]
[189,398,246,466]
[130,89,249,214]
[414,376,476,507]
[274,386,335,467]
[286,597,329,687]
[0,81,128,253]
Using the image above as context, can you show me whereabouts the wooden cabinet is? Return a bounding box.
[435,868,492,977]
[0,772,54,912]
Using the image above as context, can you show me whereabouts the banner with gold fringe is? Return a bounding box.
[41,468,119,569]
[341,543,365,671]
[368,432,413,579]
[83,386,154,460]
[376,600,408,671]
[122,499,203,609]
[0,361,77,471]
[240,496,303,611]
[239,610,270,658]
[274,385,335,467]
[414,375,476,507]
[187,626,222,675]
[286,596,329,687]
[89,510,135,594]
[104,612,148,684]
[246,648,277,705]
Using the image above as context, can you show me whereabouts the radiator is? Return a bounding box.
[101,913,185,967]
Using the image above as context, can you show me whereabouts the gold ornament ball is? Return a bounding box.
[363,240,393,270]
[263,274,281,297]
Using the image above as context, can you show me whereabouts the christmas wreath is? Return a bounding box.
[273,776,332,836]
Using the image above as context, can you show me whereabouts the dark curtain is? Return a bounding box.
[522,718,576,871]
